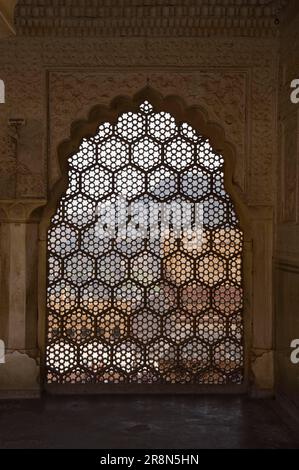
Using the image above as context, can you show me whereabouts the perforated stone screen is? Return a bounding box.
[46,100,244,386]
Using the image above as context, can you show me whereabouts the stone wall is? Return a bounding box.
[0,5,281,394]
[275,0,299,413]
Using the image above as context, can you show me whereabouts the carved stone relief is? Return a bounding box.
[281,116,298,223]
[48,70,247,194]
[0,36,278,207]
[278,11,299,226]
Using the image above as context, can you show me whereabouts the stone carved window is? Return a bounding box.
[46,100,244,386]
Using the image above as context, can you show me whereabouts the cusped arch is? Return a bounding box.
[39,87,253,390]
[40,87,252,240]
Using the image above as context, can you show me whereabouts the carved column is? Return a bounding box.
[0,199,46,397]
[250,208,274,396]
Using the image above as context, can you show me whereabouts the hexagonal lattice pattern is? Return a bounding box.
[131,253,161,286]
[47,313,61,341]
[148,112,177,142]
[82,166,112,200]
[80,340,110,372]
[81,225,112,256]
[115,166,146,200]
[97,252,128,286]
[148,282,178,315]
[64,195,96,228]
[97,308,127,343]
[213,228,243,258]
[81,281,111,315]
[98,136,129,170]
[202,196,228,228]
[69,140,96,171]
[64,253,95,286]
[132,137,162,170]
[147,339,177,373]
[163,310,193,344]
[180,122,200,142]
[148,166,178,201]
[213,282,243,316]
[213,340,243,373]
[47,280,78,315]
[115,237,145,258]
[181,167,210,201]
[115,281,145,314]
[46,100,244,385]
[115,112,145,142]
[47,341,77,373]
[165,137,194,170]
[164,252,194,286]
[197,141,224,171]
[48,256,62,283]
[197,254,226,287]
[48,223,79,257]
[64,309,94,343]
[114,340,143,373]
[196,310,226,344]
[180,338,210,373]
[131,309,161,344]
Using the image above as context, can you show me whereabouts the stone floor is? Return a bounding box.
[0,395,298,449]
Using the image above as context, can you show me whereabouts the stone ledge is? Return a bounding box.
[0,390,41,399]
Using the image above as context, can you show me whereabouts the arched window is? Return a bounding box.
[46,99,244,386]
